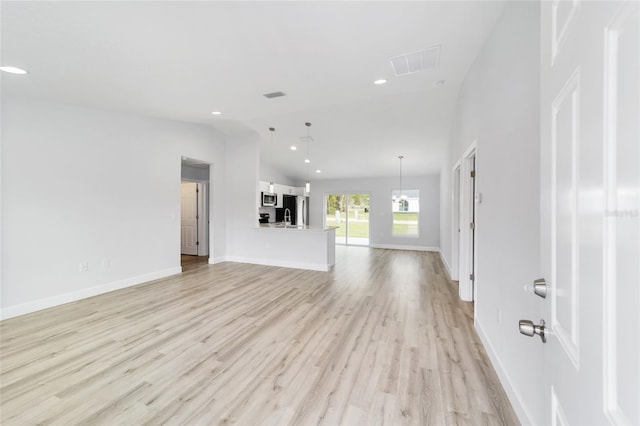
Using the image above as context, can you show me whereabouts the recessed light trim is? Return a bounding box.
[304,158,310,164]
[211,111,222,115]
[0,66,28,75]
[374,79,387,85]
[315,169,322,174]
[290,146,297,151]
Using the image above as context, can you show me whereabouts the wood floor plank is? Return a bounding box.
[1,247,518,425]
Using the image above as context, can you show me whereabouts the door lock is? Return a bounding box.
[519,319,547,343]
[533,278,547,298]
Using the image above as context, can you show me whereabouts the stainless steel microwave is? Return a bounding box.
[261,192,277,207]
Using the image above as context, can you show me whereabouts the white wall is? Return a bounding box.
[1,96,226,318]
[439,2,542,424]
[259,161,297,187]
[439,150,452,276]
[224,133,261,257]
[309,175,440,250]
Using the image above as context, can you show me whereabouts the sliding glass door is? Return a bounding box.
[325,193,370,246]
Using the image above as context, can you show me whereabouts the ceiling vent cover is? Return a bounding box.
[390,45,441,76]
[263,91,286,99]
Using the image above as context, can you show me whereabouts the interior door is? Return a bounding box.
[470,156,476,298]
[539,1,639,424]
[181,181,198,255]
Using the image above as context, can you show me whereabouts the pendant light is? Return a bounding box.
[268,127,275,194]
[305,122,312,194]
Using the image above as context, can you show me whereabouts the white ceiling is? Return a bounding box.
[1,1,505,181]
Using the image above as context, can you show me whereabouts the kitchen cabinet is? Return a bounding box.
[259,181,306,207]
[273,183,295,207]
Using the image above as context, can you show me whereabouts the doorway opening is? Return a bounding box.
[180,158,211,271]
[325,193,370,246]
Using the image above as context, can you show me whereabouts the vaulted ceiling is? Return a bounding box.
[1,1,505,180]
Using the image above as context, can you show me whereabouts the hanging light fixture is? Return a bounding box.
[268,127,275,193]
[304,122,312,193]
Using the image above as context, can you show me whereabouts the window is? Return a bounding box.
[392,189,419,236]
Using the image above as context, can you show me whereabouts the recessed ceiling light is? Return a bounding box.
[0,66,28,75]
[374,79,387,85]
[304,158,310,163]
[211,111,222,115]
[315,169,322,174]
[290,145,297,151]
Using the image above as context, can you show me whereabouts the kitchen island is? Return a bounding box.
[224,225,336,272]
[257,225,336,271]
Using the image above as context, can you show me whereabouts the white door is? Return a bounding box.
[538,1,639,424]
[459,143,477,301]
[181,181,198,255]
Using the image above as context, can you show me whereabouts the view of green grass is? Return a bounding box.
[326,218,369,238]
[393,212,418,221]
[393,212,419,236]
[326,212,419,238]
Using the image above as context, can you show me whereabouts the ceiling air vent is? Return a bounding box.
[390,45,441,76]
[263,91,286,99]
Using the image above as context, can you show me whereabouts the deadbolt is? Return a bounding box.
[533,278,547,298]
[519,319,547,343]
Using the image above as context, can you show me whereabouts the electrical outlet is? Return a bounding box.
[79,262,88,272]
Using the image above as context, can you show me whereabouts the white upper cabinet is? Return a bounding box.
[259,181,305,207]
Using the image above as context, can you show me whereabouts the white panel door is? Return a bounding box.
[540,1,639,424]
[181,181,198,255]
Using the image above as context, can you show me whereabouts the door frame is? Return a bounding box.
[180,180,209,257]
[459,141,477,302]
[323,191,371,246]
[180,158,213,267]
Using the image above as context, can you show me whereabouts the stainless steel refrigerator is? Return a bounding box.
[296,196,309,226]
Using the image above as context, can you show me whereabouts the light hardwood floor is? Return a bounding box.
[0,247,518,425]
[181,255,209,272]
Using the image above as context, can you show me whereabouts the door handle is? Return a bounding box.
[519,319,547,343]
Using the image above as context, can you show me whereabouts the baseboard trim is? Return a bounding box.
[439,252,453,280]
[370,244,439,252]
[475,321,534,425]
[209,256,226,264]
[224,256,331,272]
[0,266,182,321]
